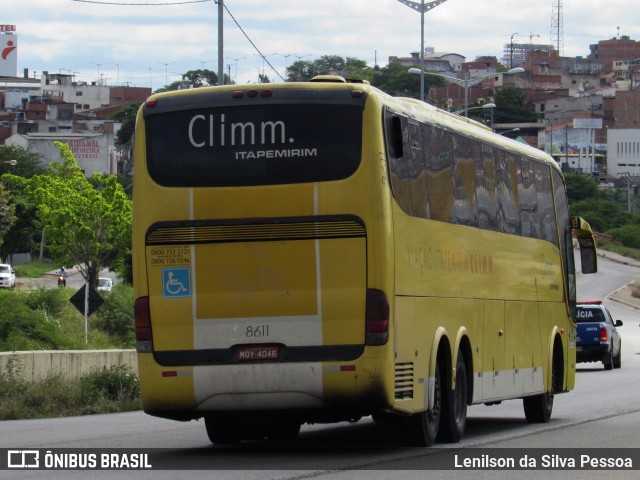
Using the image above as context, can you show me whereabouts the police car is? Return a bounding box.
[575,301,623,370]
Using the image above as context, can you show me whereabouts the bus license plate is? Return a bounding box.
[237,345,280,362]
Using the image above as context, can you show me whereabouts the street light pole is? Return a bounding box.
[396,0,449,102]
[409,67,524,116]
[498,127,520,136]
[158,62,175,89]
[452,103,496,115]
[453,103,496,128]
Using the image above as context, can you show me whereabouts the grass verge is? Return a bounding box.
[596,239,640,262]
[0,284,134,350]
[13,261,56,278]
[0,361,140,420]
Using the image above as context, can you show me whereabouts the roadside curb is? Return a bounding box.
[596,249,640,269]
[607,282,640,310]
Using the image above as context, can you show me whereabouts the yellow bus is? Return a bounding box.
[132,76,597,446]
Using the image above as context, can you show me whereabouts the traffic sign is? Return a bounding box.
[69,283,104,317]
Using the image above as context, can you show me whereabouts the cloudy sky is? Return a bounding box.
[5,0,639,90]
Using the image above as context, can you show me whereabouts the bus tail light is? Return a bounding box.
[135,296,153,352]
[366,289,389,346]
[600,327,608,342]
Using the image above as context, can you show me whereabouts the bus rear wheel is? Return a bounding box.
[265,420,301,443]
[524,344,559,423]
[438,350,467,443]
[397,360,441,447]
[523,390,553,423]
[204,416,241,445]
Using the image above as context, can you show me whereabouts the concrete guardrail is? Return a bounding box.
[0,350,138,382]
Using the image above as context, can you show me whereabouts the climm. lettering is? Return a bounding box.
[188,114,291,148]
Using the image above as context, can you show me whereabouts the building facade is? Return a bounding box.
[6,132,114,176]
[607,129,640,178]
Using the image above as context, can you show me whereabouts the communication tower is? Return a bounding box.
[551,0,564,55]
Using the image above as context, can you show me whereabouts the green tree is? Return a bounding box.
[570,198,633,233]
[0,146,47,260]
[564,172,602,203]
[286,60,314,82]
[285,56,377,83]
[605,224,640,249]
[0,182,15,254]
[0,145,45,178]
[111,102,141,147]
[182,69,219,87]
[258,73,271,84]
[313,55,347,75]
[372,62,445,99]
[493,86,537,124]
[2,143,132,288]
[155,69,232,92]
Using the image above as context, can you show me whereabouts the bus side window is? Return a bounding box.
[388,115,404,158]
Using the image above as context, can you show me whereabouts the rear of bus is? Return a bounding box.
[132,78,394,440]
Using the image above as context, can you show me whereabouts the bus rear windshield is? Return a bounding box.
[145,103,363,187]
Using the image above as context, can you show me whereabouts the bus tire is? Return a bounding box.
[204,416,241,445]
[397,359,442,447]
[438,350,467,443]
[523,341,559,423]
[523,388,553,423]
[266,420,301,443]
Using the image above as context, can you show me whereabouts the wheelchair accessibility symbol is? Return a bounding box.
[162,268,191,298]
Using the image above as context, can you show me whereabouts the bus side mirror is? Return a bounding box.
[571,216,598,274]
[579,240,597,274]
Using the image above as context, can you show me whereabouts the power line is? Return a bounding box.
[71,0,286,83]
[221,3,286,82]
[71,0,210,5]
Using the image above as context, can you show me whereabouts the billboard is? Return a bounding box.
[0,26,17,77]
[573,118,603,129]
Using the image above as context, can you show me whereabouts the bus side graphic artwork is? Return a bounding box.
[132,77,597,447]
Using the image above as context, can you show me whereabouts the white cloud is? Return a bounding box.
[5,0,640,88]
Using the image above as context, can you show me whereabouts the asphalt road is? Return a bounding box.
[1,253,639,479]
[15,268,117,290]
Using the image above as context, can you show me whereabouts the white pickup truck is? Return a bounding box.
[0,263,16,288]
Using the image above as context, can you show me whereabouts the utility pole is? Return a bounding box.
[217,1,224,85]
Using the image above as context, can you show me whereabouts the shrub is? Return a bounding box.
[76,365,140,414]
[23,287,69,316]
[0,363,140,420]
[606,224,640,249]
[93,283,134,346]
[0,289,68,350]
